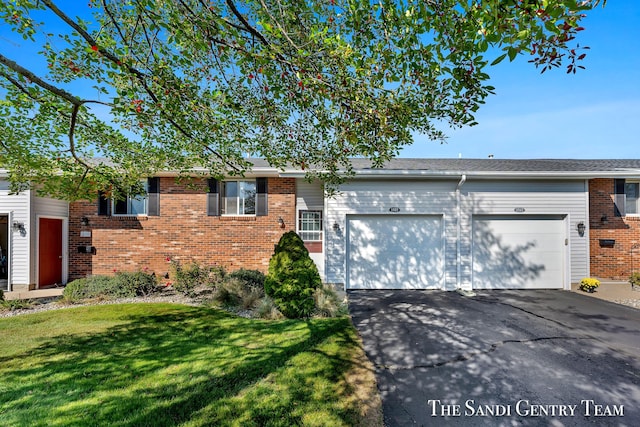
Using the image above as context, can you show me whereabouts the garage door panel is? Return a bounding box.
[473,216,565,289]
[347,216,444,289]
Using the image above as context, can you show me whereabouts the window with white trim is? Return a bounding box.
[113,181,148,216]
[298,210,322,241]
[221,180,256,215]
[625,181,639,215]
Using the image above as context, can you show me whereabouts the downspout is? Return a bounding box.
[456,175,475,296]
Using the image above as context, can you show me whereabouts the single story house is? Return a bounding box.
[2,159,640,294]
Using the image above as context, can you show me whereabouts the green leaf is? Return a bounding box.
[490,53,507,66]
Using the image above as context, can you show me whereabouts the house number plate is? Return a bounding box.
[514,207,526,213]
[389,207,401,213]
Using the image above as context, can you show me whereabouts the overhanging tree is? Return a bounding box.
[0,0,602,200]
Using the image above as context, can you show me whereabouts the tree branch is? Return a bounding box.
[0,53,81,105]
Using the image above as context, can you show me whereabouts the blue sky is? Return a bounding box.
[402,1,640,159]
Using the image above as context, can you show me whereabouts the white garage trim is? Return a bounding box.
[346,215,445,289]
[472,215,568,290]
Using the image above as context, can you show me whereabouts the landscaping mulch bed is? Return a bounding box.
[0,285,248,318]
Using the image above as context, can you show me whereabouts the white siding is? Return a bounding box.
[0,183,32,288]
[296,179,324,210]
[326,178,589,290]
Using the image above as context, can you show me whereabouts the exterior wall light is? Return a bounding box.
[577,221,586,236]
[278,217,285,228]
[333,222,340,231]
[12,221,25,232]
[81,216,90,226]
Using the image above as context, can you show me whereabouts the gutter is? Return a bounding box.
[456,174,467,293]
[279,169,640,180]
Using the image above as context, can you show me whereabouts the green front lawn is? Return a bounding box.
[0,304,381,426]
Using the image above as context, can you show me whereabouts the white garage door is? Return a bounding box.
[472,215,566,289]
[347,215,444,289]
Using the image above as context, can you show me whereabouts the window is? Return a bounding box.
[113,180,148,216]
[298,210,323,241]
[221,180,256,215]
[625,182,639,215]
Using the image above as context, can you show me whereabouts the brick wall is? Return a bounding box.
[69,177,296,280]
[589,178,640,279]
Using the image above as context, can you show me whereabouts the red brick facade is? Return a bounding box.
[69,177,296,280]
[589,178,640,279]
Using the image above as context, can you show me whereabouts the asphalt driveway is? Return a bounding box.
[349,290,640,426]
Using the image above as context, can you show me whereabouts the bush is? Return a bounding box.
[629,272,640,288]
[171,261,225,296]
[113,271,158,296]
[265,231,321,318]
[0,289,4,301]
[63,276,118,302]
[313,285,348,318]
[228,268,265,290]
[63,271,158,302]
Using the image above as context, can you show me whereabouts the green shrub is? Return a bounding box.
[63,276,117,302]
[313,285,348,318]
[63,271,157,302]
[113,271,158,296]
[629,272,640,287]
[265,231,321,318]
[171,261,225,296]
[0,289,4,301]
[228,268,265,290]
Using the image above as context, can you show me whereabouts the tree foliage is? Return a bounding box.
[0,0,602,199]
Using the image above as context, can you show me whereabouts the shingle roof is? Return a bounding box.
[348,158,640,173]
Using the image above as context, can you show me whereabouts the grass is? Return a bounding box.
[0,303,381,426]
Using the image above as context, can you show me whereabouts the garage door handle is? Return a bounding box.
[565,238,569,246]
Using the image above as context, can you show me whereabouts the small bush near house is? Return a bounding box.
[265,231,321,318]
[0,289,4,301]
[171,261,225,296]
[63,271,158,302]
[313,285,349,318]
[63,276,115,302]
[629,272,640,289]
[228,268,265,290]
[113,271,158,297]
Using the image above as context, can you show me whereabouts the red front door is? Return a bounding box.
[39,218,63,287]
